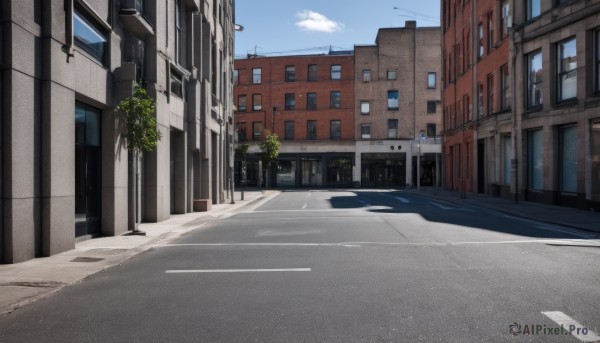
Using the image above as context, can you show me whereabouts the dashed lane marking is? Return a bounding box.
[542,311,600,342]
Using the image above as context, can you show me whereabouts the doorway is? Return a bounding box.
[477,139,485,194]
[75,103,101,238]
[301,160,322,187]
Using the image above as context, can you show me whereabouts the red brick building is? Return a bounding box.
[234,53,355,187]
[442,0,510,194]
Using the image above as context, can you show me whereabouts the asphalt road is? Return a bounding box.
[1,190,599,342]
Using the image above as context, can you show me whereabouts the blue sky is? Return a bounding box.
[234,0,441,58]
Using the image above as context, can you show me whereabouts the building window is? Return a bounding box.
[388,90,399,110]
[527,50,543,108]
[500,64,511,111]
[285,121,295,140]
[330,120,341,140]
[331,64,341,80]
[487,11,494,51]
[233,69,239,85]
[175,0,182,63]
[237,122,247,141]
[387,70,397,80]
[252,68,261,84]
[560,125,577,192]
[557,38,577,101]
[238,95,247,112]
[253,122,262,140]
[361,124,371,139]
[360,101,370,115]
[528,130,543,190]
[170,69,183,98]
[427,101,437,114]
[307,93,317,110]
[307,120,317,140]
[501,1,510,37]
[465,30,471,67]
[596,30,600,93]
[388,119,398,138]
[487,73,494,115]
[477,83,483,117]
[427,123,436,137]
[527,0,540,20]
[330,91,341,109]
[308,64,318,81]
[428,72,437,89]
[362,69,372,82]
[73,8,109,65]
[478,23,484,59]
[503,135,512,185]
[252,94,262,111]
[285,66,296,82]
[464,94,471,121]
[285,93,295,110]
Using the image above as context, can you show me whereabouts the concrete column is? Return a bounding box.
[144,125,170,222]
[172,130,187,214]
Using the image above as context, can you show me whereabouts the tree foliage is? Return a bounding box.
[259,130,280,165]
[117,84,162,155]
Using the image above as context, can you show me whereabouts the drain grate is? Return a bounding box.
[70,257,105,263]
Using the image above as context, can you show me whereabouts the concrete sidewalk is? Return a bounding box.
[0,190,277,316]
[400,187,600,234]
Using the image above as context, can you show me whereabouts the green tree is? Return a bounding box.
[117,84,161,233]
[259,130,280,188]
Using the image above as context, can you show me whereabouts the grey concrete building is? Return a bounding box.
[0,0,235,263]
[354,22,443,188]
[511,0,600,210]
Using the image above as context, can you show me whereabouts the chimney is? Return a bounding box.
[405,20,416,28]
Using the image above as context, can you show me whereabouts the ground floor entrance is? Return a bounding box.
[361,153,406,188]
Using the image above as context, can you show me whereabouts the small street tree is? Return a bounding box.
[258,130,280,188]
[117,84,161,233]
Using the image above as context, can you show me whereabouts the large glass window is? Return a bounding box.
[501,1,510,37]
[331,65,341,80]
[285,93,295,110]
[528,50,543,108]
[560,125,577,193]
[500,64,511,111]
[285,66,296,82]
[252,68,262,83]
[330,120,341,140]
[330,91,341,109]
[74,8,109,64]
[307,120,317,140]
[233,69,239,85]
[252,94,262,111]
[285,121,295,140]
[170,69,183,98]
[308,64,318,81]
[388,119,398,138]
[487,11,494,51]
[527,0,540,20]
[388,90,399,110]
[557,38,577,101]
[238,95,246,112]
[360,101,370,115]
[528,130,543,190]
[307,93,317,110]
[478,23,484,59]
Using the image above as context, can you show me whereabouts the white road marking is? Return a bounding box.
[542,311,600,342]
[302,203,307,209]
[429,201,473,211]
[165,268,311,273]
[395,197,410,203]
[357,199,370,206]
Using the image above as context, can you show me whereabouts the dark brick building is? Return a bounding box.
[234,53,355,187]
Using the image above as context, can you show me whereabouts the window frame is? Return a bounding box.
[527,0,541,20]
[426,123,437,138]
[487,11,494,52]
[387,119,398,139]
[330,91,341,109]
[73,6,109,65]
[501,1,510,38]
[596,30,600,94]
[331,64,341,80]
[170,68,184,98]
[362,69,372,82]
[237,121,247,141]
[360,124,371,139]
[252,121,262,140]
[285,65,296,82]
[330,120,341,140]
[427,100,437,114]
[284,93,295,110]
[427,72,437,89]
[308,64,318,81]
[500,64,511,111]
[284,121,295,140]
[252,94,262,111]
[487,73,494,115]
[175,0,182,64]
[307,93,317,110]
[360,101,370,115]
[387,90,399,110]
[478,23,484,59]
[238,95,247,112]
[527,49,543,109]
[387,70,397,80]
[252,68,262,84]
[307,120,317,140]
[556,37,577,102]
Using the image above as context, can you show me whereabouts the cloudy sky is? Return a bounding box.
[234,0,440,58]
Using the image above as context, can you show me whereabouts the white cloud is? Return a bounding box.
[295,10,344,33]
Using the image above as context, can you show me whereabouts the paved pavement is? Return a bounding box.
[400,187,600,233]
[0,190,276,316]
[1,186,598,318]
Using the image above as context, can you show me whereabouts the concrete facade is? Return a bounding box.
[1,0,235,264]
[355,22,443,188]
[512,0,600,210]
[234,53,356,188]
